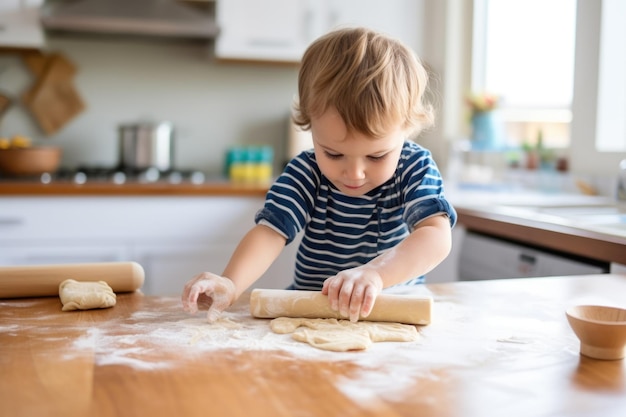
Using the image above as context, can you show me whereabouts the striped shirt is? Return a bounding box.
[255,141,457,290]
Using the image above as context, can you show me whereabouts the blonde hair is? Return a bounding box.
[293,27,434,139]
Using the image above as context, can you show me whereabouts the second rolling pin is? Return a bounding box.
[0,261,145,299]
[249,289,432,325]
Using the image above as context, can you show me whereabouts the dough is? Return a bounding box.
[270,317,418,352]
[59,279,116,311]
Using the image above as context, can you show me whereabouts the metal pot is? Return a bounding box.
[118,122,174,171]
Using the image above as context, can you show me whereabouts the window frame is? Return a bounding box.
[570,0,626,175]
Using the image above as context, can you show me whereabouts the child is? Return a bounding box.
[182,27,457,323]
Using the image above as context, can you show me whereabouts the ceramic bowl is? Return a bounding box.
[0,146,62,176]
[566,305,626,360]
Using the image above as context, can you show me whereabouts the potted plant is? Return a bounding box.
[466,92,502,150]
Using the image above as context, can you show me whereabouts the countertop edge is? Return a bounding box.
[456,206,626,265]
[0,182,270,197]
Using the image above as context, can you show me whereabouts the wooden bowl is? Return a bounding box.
[0,147,62,176]
[566,305,626,360]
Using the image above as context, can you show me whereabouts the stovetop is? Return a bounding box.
[0,166,207,185]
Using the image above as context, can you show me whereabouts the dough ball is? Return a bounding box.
[59,279,116,311]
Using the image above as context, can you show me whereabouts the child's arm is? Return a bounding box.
[322,214,452,322]
[182,224,287,322]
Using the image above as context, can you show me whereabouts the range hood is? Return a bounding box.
[40,0,219,39]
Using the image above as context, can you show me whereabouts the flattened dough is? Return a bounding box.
[59,279,116,311]
[270,317,418,352]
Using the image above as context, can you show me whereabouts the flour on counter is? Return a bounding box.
[7,291,579,406]
[62,302,361,370]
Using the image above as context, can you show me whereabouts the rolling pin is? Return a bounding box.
[250,289,432,325]
[0,261,145,299]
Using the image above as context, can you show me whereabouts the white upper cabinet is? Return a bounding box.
[325,0,422,52]
[0,0,45,49]
[215,0,322,62]
[215,0,422,63]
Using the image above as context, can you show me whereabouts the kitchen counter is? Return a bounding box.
[450,188,626,266]
[0,180,270,197]
[456,204,626,265]
[2,274,626,417]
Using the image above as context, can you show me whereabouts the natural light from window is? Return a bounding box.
[473,0,576,149]
[595,0,626,152]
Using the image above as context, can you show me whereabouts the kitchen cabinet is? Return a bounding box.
[0,196,295,295]
[0,0,45,49]
[326,0,422,50]
[0,244,128,265]
[215,0,319,62]
[458,231,608,281]
[215,0,422,62]
[131,243,235,296]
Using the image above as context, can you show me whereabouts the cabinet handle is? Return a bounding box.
[519,253,537,265]
[0,218,24,226]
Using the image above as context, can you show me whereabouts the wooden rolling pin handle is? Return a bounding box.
[249,289,432,325]
[0,261,145,299]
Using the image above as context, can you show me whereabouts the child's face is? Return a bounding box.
[310,109,405,197]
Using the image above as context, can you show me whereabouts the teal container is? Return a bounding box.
[471,111,503,150]
[226,147,247,181]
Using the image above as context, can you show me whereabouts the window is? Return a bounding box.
[472,0,577,149]
[595,0,626,152]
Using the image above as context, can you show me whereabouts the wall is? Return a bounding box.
[0,7,451,176]
[0,35,300,175]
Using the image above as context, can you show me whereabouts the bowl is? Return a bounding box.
[0,146,62,176]
[566,305,626,360]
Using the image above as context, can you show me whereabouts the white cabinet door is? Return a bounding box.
[0,243,129,266]
[136,243,236,296]
[137,236,300,296]
[326,0,422,53]
[0,0,45,49]
[215,0,324,62]
[215,0,422,62]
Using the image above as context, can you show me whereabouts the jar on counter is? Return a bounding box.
[225,145,274,184]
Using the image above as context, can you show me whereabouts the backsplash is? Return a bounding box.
[0,35,299,175]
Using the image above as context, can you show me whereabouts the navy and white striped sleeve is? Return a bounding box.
[254,151,318,244]
[401,145,457,229]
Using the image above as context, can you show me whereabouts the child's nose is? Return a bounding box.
[344,159,366,179]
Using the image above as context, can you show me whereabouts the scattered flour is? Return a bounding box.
[4,285,579,405]
[0,324,20,333]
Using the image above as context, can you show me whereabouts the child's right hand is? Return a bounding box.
[181,273,237,323]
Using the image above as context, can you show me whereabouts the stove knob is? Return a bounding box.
[139,167,160,183]
[190,171,205,184]
[74,172,87,184]
[40,172,52,184]
[112,171,126,184]
[168,171,183,184]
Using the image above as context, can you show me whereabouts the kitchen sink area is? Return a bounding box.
[496,200,626,238]
[536,205,626,232]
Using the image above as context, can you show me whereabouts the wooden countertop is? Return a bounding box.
[0,180,270,197]
[456,205,626,265]
[2,275,626,417]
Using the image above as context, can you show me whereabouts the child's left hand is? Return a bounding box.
[322,266,383,322]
